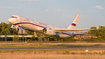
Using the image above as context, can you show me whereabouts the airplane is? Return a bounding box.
[8,15,91,38]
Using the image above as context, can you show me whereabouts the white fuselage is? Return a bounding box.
[8,15,75,38]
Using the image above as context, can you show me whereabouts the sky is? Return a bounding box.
[0,0,105,29]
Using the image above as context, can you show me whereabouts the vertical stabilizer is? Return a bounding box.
[68,15,80,29]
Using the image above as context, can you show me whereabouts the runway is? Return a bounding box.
[0,47,105,51]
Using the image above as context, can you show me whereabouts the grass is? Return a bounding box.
[0,45,65,48]
[0,44,105,48]
[0,50,105,54]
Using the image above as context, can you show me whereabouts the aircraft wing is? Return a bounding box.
[53,29,94,32]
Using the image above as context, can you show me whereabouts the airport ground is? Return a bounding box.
[0,50,105,59]
[0,43,105,59]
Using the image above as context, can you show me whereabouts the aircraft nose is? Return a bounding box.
[8,18,12,23]
[8,18,15,24]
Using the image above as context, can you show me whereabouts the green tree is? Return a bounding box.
[27,39,33,42]
[7,23,16,35]
[0,22,7,31]
[12,35,19,41]
[88,27,97,36]
[0,22,7,34]
[89,26,105,38]
[98,26,105,38]
[1,28,11,35]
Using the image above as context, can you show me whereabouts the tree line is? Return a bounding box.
[1,22,105,42]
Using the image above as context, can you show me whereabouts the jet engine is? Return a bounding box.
[43,28,56,35]
[15,28,28,34]
[11,25,27,34]
[17,29,27,34]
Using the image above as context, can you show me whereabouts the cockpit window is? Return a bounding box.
[11,16,18,21]
[11,16,17,18]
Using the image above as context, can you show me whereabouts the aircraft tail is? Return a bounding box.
[68,15,80,29]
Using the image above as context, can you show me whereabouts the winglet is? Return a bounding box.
[68,15,80,29]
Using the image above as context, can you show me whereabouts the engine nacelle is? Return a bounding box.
[18,29,27,34]
[13,26,27,34]
[11,25,27,34]
[43,28,56,35]
[15,29,27,34]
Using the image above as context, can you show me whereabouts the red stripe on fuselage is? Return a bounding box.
[14,22,45,28]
